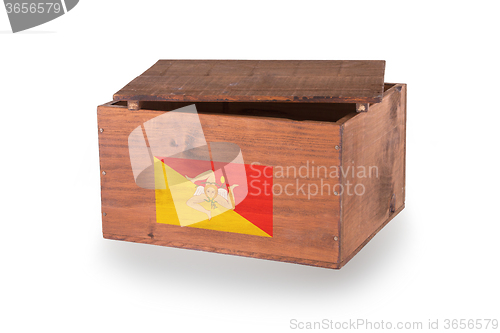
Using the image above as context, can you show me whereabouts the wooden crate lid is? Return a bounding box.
[113,60,385,104]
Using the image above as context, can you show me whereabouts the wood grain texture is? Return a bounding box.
[339,84,406,264]
[98,103,342,267]
[113,60,386,104]
[103,233,341,269]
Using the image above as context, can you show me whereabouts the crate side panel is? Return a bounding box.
[340,84,406,264]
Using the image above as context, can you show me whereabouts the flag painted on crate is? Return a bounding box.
[154,157,273,237]
[128,104,273,237]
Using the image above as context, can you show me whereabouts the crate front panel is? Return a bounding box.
[98,104,342,266]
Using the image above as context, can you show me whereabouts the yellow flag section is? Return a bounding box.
[154,157,270,237]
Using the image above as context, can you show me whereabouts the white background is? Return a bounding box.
[1,1,499,332]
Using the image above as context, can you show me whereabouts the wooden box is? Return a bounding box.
[97,60,406,269]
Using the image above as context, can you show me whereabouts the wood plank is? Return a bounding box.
[339,84,406,264]
[103,233,341,269]
[97,104,342,267]
[113,60,385,104]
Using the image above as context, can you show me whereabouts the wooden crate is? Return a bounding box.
[97,60,406,269]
